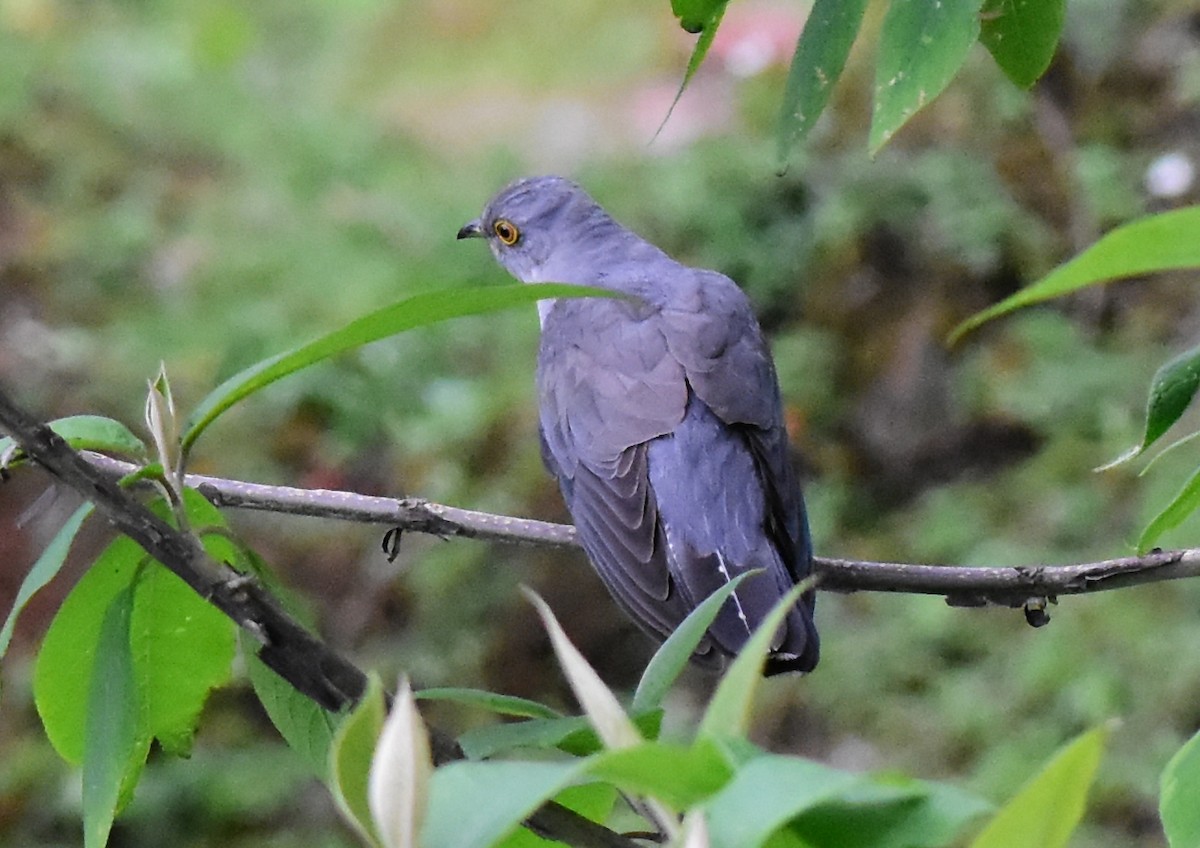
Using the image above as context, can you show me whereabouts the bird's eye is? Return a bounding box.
[493,219,520,246]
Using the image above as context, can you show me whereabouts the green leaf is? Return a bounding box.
[132,490,238,757]
[671,0,726,34]
[1134,429,1200,478]
[979,0,1065,89]
[655,1,727,139]
[181,284,618,455]
[247,643,342,774]
[494,783,618,848]
[869,0,985,154]
[705,754,860,848]
[238,537,340,771]
[130,565,236,756]
[35,535,144,764]
[1136,463,1200,554]
[968,723,1110,848]
[0,502,92,662]
[776,0,869,162]
[421,761,583,848]
[698,580,810,739]
[711,735,769,768]
[1161,728,1200,847]
[458,710,662,760]
[452,715,576,760]
[949,206,1200,343]
[789,776,993,848]
[82,584,146,848]
[330,673,386,847]
[0,414,146,468]
[34,494,237,770]
[416,687,564,721]
[1099,344,1200,471]
[587,739,735,810]
[558,710,662,756]
[525,589,642,751]
[633,571,757,714]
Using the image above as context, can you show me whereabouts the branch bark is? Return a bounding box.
[79,452,1200,610]
[0,387,639,848]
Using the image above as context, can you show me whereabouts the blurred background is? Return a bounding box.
[2,0,1200,845]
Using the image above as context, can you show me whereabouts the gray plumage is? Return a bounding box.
[458,175,818,674]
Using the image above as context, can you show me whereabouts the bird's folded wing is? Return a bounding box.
[536,296,694,623]
[658,269,780,430]
[567,446,712,656]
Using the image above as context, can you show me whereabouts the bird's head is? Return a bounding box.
[457,175,618,284]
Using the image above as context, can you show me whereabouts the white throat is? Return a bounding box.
[521,266,556,328]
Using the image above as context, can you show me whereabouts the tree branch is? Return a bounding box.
[80,453,580,548]
[79,452,1200,610]
[0,387,639,848]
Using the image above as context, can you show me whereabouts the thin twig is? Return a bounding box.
[83,453,578,548]
[0,388,639,848]
[79,452,1200,609]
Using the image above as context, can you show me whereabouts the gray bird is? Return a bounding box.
[458,176,818,675]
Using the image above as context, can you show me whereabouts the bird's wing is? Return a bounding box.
[657,269,780,428]
[567,446,710,650]
[656,270,818,670]
[537,296,717,653]
[657,270,810,571]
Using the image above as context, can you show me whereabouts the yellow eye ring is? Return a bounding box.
[493,219,520,246]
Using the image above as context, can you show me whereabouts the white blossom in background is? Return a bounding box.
[1145,150,1196,199]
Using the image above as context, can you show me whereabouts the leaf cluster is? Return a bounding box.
[669,0,1064,160]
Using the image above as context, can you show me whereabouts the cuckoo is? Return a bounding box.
[458,176,818,675]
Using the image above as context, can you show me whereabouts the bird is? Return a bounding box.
[458,176,818,675]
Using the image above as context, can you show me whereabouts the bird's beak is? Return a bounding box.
[456,219,484,240]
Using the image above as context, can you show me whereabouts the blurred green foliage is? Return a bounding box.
[2,0,1199,846]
